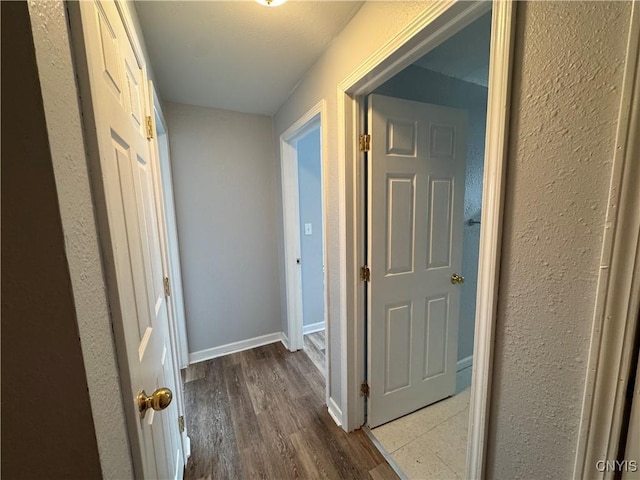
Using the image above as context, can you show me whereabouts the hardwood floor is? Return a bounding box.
[183,342,397,480]
[303,331,325,376]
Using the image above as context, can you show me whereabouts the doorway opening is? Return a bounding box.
[295,124,328,377]
[280,102,330,388]
[365,10,491,478]
[295,122,325,375]
[335,1,514,478]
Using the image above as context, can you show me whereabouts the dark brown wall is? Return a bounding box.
[1,2,103,478]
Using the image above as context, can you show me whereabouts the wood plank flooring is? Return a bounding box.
[303,331,325,376]
[183,342,397,480]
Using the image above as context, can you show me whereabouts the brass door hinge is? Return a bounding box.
[163,277,171,297]
[360,265,370,282]
[360,381,370,398]
[359,134,371,152]
[146,115,154,139]
[178,415,185,433]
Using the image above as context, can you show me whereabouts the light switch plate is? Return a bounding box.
[304,223,312,235]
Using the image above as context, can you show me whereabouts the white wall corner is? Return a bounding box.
[327,397,343,427]
[281,332,290,350]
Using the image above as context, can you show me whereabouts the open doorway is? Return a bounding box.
[296,124,328,376]
[280,103,329,384]
[365,10,491,478]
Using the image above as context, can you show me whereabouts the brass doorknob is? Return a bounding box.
[451,273,465,285]
[137,387,173,419]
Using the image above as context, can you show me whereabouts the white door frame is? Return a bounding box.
[336,2,515,479]
[150,86,190,370]
[573,5,640,479]
[149,83,191,465]
[280,100,330,401]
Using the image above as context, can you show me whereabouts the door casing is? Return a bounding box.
[150,84,192,466]
[573,6,640,478]
[336,2,515,479]
[280,100,331,410]
[151,88,190,371]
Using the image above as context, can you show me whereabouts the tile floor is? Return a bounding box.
[371,366,473,480]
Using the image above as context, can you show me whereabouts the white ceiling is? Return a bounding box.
[135,1,363,115]
[413,11,492,87]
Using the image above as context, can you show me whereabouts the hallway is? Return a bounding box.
[183,342,397,479]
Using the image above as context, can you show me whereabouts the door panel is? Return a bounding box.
[385,302,412,393]
[386,119,417,156]
[424,294,449,379]
[77,1,182,477]
[96,6,122,102]
[368,94,467,428]
[386,175,415,274]
[427,177,454,268]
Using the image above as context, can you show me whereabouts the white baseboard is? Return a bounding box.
[188,332,283,364]
[280,332,290,351]
[327,396,343,427]
[303,322,325,335]
[457,355,473,372]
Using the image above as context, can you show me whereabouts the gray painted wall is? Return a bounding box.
[297,127,325,329]
[486,2,631,478]
[165,102,282,354]
[374,65,488,362]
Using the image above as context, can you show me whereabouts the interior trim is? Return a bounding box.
[303,322,326,336]
[280,99,332,410]
[573,5,640,479]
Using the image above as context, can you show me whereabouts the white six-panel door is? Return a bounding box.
[368,94,468,428]
[76,1,182,477]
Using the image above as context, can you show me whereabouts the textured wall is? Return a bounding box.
[374,65,489,362]
[25,1,136,478]
[165,102,282,353]
[1,2,103,477]
[297,127,325,328]
[486,2,632,478]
